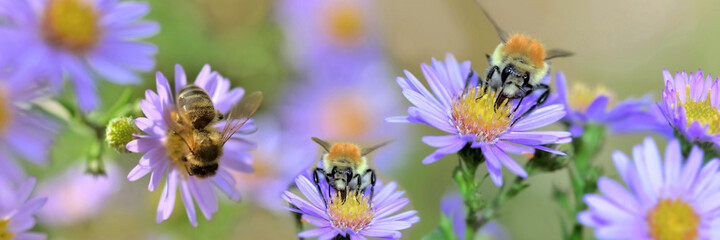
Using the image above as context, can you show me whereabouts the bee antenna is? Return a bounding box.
[470,0,509,43]
[361,140,393,156]
[311,137,332,152]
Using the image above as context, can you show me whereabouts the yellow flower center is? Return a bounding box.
[319,94,373,139]
[567,83,615,113]
[323,3,365,46]
[327,191,375,232]
[0,219,14,240]
[646,198,700,240]
[0,87,11,135]
[451,87,513,144]
[42,0,99,53]
[679,86,720,135]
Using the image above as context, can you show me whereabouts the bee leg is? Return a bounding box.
[215,109,224,121]
[512,84,550,126]
[326,169,335,205]
[313,168,327,208]
[484,66,499,95]
[462,72,475,96]
[342,171,353,204]
[368,170,377,208]
[355,174,363,201]
[510,88,530,117]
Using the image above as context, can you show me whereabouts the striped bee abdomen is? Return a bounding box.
[178,84,216,129]
[188,164,218,178]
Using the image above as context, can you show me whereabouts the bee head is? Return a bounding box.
[327,167,354,190]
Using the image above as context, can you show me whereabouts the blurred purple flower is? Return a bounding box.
[126,64,256,226]
[231,115,315,214]
[441,193,508,240]
[387,53,571,186]
[276,0,383,80]
[0,79,59,184]
[283,175,419,240]
[0,178,47,240]
[0,0,158,111]
[579,137,720,239]
[658,69,720,147]
[280,62,409,173]
[35,163,121,227]
[553,72,654,137]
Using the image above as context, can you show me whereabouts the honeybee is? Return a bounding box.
[468,3,572,123]
[166,84,263,178]
[311,137,389,207]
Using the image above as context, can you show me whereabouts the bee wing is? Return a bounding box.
[545,49,574,60]
[473,1,509,43]
[361,140,393,156]
[220,91,263,145]
[311,137,333,152]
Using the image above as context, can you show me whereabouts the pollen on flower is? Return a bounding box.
[42,0,99,53]
[323,3,365,45]
[327,191,375,232]
[0,87,11,135]
[646,198,699,240]
[0,219,13,240]
[567,82,615,113]
[451,87,513,144]
[679,86,720,135]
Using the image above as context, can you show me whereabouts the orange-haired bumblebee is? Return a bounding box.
[311,137,388,207]
[467,3,573,124]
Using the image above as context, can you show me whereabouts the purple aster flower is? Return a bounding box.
[283,174,419,240]
[276,0,383,80]
[230,115,315,214]
[553,72,654,137]
[441,193,508,240]
[579,137,720,239]
[35,163,121,226]
[0,79,59,183]
[387,53,571,186]
[126,64,256,226]
[0,178,47,240]
[658,69,720,147]
[0,0,158,111]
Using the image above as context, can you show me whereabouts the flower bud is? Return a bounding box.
[105,117,138,153]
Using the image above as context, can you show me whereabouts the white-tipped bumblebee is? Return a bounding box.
[166,84,263,178]
[468,3,573,124]
[311,137,389,207]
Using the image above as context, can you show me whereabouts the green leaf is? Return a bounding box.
[421,229,449,240]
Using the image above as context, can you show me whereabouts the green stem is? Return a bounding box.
[455,144,484,240]
[567,124,605,240]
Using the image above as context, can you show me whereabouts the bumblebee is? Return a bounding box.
[468,3,572,123]
[311,137,388,207]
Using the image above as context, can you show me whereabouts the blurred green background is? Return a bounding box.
[26,0,720,239]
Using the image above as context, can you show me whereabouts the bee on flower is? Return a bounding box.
[387,54,571,186]
[283,173,419,239]
[126,64,261,226]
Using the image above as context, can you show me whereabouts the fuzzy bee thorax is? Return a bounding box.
[327,143,363,164]
[501,34,546,69]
